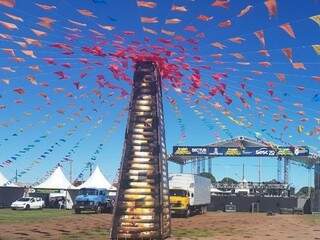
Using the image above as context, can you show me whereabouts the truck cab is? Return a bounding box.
[74,188,113,214]
[169,189,191,217]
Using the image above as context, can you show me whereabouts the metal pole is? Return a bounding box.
[208,158,212,174]
[258,159,261,185]
[180,164,184,174]
[284,158,289,185]
[277,157,282,182]
[197,158,200,174]
[202,158,206,173]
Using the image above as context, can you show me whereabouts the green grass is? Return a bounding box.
[172,228,215,239]
[61,227,109,240]
[0,208,73,224]
[304,214,320,225]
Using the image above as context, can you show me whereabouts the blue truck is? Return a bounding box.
[74,188,113,214]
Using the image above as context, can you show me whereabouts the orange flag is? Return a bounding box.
[211,0,230,8]
[140,17,159,23]
[77,9,96,18]
[197,15,213,21]
[0,20,18,30]
[38,17,56,29]
[31,28,47,37]
[0,0,15,8]
[281,48,293,62]
[24,37,42,47]
[137,1,157,8]
[279,23,296,38]
[264,0,277,18]
[312,76,320,81]
[21,50,37,58]
[237,5,253,17]
[254,30,265,48]
[292,62,306,70]
[165,18,181,24]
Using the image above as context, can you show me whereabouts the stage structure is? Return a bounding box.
[111,61,171,239]
[169,136,320,213]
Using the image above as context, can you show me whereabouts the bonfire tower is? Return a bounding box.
[111,61,171,239]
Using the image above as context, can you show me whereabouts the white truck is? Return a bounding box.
[169,173,211,217]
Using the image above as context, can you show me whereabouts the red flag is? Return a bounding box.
[254,30,265,48]
[264,0,277,18]
[197,15,213,21]
[0,0,15,8]
[211,0,230,9]
[279,23,296,38]
[137,1,157,8]
[281,48,293,62]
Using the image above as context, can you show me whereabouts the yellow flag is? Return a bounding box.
[312,44,320,55]
[310,15,320,26]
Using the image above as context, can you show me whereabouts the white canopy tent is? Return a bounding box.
[34,166,76,190]
[0,171,17,187]
[77,166,116,190]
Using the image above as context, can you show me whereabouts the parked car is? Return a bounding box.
[74,188,113,214]
[11,197,45,210]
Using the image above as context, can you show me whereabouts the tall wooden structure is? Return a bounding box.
[111,61,171,239]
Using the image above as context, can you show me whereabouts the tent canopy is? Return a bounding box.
[0,171,17,187]
[78,166,115,190]
[35,166,75,189]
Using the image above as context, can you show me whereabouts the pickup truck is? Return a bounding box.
[74,188,113,214]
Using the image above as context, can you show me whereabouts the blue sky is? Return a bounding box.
[0,0,319,190]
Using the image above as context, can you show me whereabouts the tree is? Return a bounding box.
[220,177,238,184]
[199,172,216,184]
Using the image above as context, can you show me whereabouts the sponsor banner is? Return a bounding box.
[173,146,309,157]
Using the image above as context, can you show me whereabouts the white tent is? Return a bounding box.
[35,166,76,189]
[78,166,115,190]
[0,171,17,187]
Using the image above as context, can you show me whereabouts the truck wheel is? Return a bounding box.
[75,208,81,214]
[185,209,191,218]
[25,204,30,210]
[96,205,102,214]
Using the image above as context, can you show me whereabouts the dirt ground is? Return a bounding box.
[0,210,319,240]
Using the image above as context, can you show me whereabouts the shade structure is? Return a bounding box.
[34,166,75,189]
[111,61,171,239]
[77,166,114,190]
[0,171,17,187]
